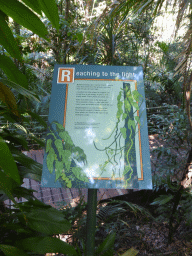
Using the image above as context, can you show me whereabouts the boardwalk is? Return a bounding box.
[4,135,188,209]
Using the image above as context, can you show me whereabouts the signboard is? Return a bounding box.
[41,65,152,189]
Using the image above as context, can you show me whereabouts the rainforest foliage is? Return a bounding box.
[0,0,192,255]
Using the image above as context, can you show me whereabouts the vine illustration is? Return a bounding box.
[93,83,143,186]
[45,121,89,188]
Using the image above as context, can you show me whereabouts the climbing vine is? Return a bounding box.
[46,121,89,188]
[93,83,143,186]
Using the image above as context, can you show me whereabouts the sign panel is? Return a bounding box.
[41,65,152,189]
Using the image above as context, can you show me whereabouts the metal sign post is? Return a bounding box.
[41,64,152,254]
[85,188,97,256]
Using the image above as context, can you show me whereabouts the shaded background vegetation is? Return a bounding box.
[0,0,192,255]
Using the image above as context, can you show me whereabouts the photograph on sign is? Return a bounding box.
[41,65,152,189]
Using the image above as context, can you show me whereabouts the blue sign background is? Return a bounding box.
[41,65,152,189]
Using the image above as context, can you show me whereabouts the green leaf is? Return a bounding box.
[15,237,78,255]
[46,139,52,153]
[59,131,73,145]
[128,119,135,131]
[26,207,71,235]
[117,91,122,101]
[55,139,63,157]
[0,11,22,60]
[122,113,127,120]
[123,165,131,176]
[124,98,131,112]
[72,167,88,182]
[95,232,116,255]
[134,116,141,125]
[0,170,16,200]
[73,146,87,163]
[27,133,45,148]
[0,78,39,102]
[12,186,37,201]
[0,0,48,40]
[120,127,127,139]
[12,149,42,182]
[120,247,139,256]
[150,194,174,206]
[0,56,28,89]
[26,110,47,128]
[76,32,83,43]
[0,82,19,116]
[61,150,71,171]
[21,0,42,15]
[0,244,29,256]
[54,121,65,131]
[37,0,59,31]
[0,136,21,184]
[1,130,29,150]
[66,180,72,188]
[55,161,63,181]
[132,90,142,102]
[132,102,139,110]
[46,147,56,174]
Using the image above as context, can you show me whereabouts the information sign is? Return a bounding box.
[41,65,152,189]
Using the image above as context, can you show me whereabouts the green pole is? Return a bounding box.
[85,188,98,256]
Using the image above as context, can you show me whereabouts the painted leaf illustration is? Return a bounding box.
[66,180,72,188]
[134,116,141,125]
[46,139,52,153]
[59,131,73,145]
[73,146,87,163]
[61,150,71,171]
[46,147,55,173]
[122,113,127,120]
[124,98,131,112]
[54,139,63,158]
[55,161,63,181]
[117,91,122,101]
[132,102,139,110]
[120,127,127,139]
[128,119,135,131]
[72,167,88,182]
[123,165,131,175]
[55,122,65,131]
[132,90,142,102]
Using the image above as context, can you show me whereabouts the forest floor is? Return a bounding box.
[45,202,192,256]
[113,216,192,255]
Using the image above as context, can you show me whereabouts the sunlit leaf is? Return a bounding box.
[0,10,22,60]
[0,0,48,39]
[37,0,59,31]
[120,247,139,256]
[21,0,42,15]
